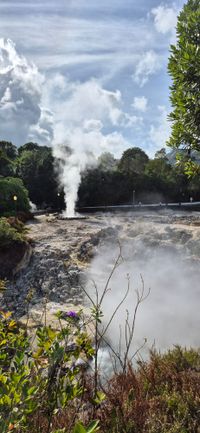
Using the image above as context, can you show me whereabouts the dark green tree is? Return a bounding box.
[118,147,149,176]
[168,0,200,151]
[0,142,17,177]
[0,141,17,160]
[0,177,30,215]
[17,145,58,207]
[18,142,40,154]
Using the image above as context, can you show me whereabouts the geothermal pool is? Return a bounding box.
[3,210,200,356]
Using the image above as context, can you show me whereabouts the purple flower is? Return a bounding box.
[58,310,80,321]
[67,311,77,318]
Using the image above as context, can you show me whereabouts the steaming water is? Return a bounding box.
[86,214,200,363]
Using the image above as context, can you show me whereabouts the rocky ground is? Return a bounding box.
[1,210,200,332]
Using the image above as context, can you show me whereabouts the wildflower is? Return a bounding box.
[58,310,79,321]
[67,311,78,318]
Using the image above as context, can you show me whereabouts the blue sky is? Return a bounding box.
[0,0,185,157]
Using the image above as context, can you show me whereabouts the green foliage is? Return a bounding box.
[168,0,200,152]
[0,308,95,433]
[0,287,199,433]
[118,147,149,176]
[0,141,18,177]
[0,177,30,215]
[0,218,27,248]
[16,145,59,207]
[72,421,99,433]
[52,421,99,433]
[0,141,18,160]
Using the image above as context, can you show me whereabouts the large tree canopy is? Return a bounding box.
[16,145,58,207]
[168,0,200,151]
[118,147,149,176]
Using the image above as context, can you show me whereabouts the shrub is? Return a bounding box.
[0,218,26,248]
[0,308,96,433]
[96,347,200,433]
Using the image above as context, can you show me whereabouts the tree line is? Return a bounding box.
[0,140,200,215]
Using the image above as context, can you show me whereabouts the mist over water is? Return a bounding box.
[86,215,200,360]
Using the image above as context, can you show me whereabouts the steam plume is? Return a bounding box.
[87,216,200,360]
[0,39,134,215]
[51,80,131,217]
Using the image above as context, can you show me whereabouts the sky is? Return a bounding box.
[0,0,186,158]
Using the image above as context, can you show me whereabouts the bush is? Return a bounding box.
[96,347,200,433]
[0,307,96,433]
[0,292,199,433]
[0,218,26,248]
[0,177,30,216]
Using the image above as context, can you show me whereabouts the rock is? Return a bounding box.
[2,212,200,321]
[19,301,94,336]
[0,241,32,279]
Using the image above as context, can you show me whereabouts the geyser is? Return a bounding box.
[52,142,96,218]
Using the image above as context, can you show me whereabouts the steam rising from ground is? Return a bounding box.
[86,218,200,364]
[51,80,132,217]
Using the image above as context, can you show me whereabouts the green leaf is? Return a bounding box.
[86,420,100,433]
[72,422,87,433]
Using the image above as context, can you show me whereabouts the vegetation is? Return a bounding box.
[168,0,200,175]
[0,178,30,216]
[0,250,199,432]
[0,217,27,248]
[0,303,199,433]
[0,305,98,433]
[1,139,200,210]
[16,143,58,207]
[97,347,200,433]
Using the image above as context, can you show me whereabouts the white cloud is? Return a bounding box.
[0,38,134,157]
[132,96,148,112]
[149,105,171,154]
[133,50,161,87]
[151,4,178,35]
[0,38,53,145]
[0,8,156,77]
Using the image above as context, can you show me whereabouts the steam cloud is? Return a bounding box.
[86,216,200,365]
[51,79,132,217]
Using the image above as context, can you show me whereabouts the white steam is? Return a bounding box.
[50,79,131,217]
[86,216,200,363]
[0,40,134,216]
[0,38,53,146]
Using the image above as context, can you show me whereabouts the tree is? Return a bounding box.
[0,177,30,215]
[18,142,40,154]
[97,152,117,172]
[118,147,149,176]
[0,141,17,160]
[154,148,167,160]
[168,0,200,151]
[16,146,58,207]
[0,142,17,177]
[0,150,15,177]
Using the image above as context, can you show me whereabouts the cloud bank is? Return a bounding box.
[0,38,53,146]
